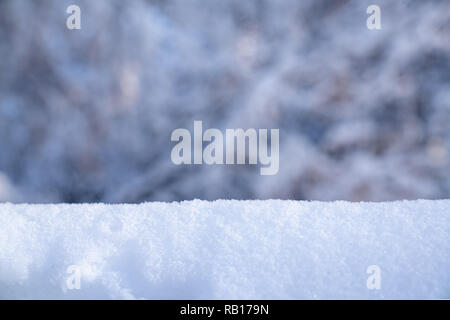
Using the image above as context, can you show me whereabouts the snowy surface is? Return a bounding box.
[0,200,449,299]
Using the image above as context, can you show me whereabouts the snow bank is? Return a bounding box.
[0,200,449,299]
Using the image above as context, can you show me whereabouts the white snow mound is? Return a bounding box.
[0,200,449,299]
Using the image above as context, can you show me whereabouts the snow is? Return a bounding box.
[0,200,449,299]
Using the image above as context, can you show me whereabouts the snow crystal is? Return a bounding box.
[0,200,448,299]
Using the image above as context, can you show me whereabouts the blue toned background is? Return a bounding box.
[0,0,449,203]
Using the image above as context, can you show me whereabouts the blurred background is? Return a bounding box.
[0,0,449,203]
